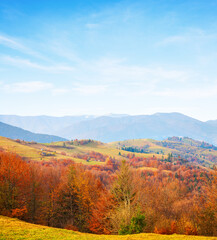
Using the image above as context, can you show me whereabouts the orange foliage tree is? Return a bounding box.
[0,152,30,219]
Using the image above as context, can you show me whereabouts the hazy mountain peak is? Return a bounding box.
[0,113,217,145]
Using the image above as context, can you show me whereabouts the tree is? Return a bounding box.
[0,152,30,219]
[89,181,114,234]
[110,160,137,234]
[196,167,217,236]
[51,165,94,232]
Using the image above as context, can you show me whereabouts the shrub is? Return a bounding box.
[119,213,146,235]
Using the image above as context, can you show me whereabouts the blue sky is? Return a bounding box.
[0,0,217,121]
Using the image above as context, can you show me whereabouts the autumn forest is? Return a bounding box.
[0,137,217,237]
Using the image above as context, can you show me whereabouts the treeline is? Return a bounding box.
[121,146,149,153]
[167,137,217,150]
[0,151,217,236]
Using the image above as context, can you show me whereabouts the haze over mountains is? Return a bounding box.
[0,121,67,143]
[0,113,217,145]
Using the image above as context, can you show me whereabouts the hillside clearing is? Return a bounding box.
[0,216,216,240]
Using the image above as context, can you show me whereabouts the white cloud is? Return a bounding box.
[51,88,70,95]
[2,81,74,95]
[84,58,189,85]
[85,23,99,29]
[72,84,108,95]
[2,81,53,93]
[157,35,187,46]
[1,56,74,72]
[153,84,217,99]
[0,35,23,49]
[157,29,217,47]
[0,35,43,58]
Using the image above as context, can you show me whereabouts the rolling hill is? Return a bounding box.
[0,136,159,164]
[0,135,217,169]
[110,137,217,168]
[1,113,217,145]
[0,121,67,143]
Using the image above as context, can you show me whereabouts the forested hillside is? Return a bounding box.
[111,137,217,168]
[0,137,217,236]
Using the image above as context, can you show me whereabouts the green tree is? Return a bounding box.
[119,213,146,235]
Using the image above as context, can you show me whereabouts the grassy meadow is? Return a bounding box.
[0,137,41,160]
[0,137,105,165]
[0,215,216,240]
[0,137,164,166]
[1,136,216,169]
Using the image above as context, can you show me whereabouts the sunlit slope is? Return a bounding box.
[0,137,126,164]
[1,136,216,167]
[109,138,217,167]
[109,139,173,154]
[0,137,104,164]
[0,215,216,240]
[0,136,42,160]
[47,140,164,160]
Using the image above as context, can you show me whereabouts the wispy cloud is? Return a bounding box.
[153,84,217,99]
[0,35,24,49]
[0,34,44,58]
[2,81,53,93]
[72,84,108,95]
[157,35,187,46]
[85,58,189,84]
[85,23,99,29]
[157,29,217,47]
[51,88,70,96]
[1,56,74,72]
[1,81,72,95]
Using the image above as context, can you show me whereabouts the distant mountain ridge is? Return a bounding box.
[0,115,95,135]
[206,120,217,128]
[0,121,67,143]
[0,113,217,145]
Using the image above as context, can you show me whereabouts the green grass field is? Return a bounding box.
[0,216,216,240]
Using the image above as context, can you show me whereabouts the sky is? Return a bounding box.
[0,0,217,121]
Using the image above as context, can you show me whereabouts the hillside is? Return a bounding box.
[1,135,217,169]
[0,121,67,143]
[0,215,216,240]
[0,138,216,237]
[0,137,107,164]
[110,137,217,168]
[0,136,164,165]
[1,113,217,145]
[207,120,217,128]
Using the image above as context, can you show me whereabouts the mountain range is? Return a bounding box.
[0,112,217,145]
[0,121,67,143]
